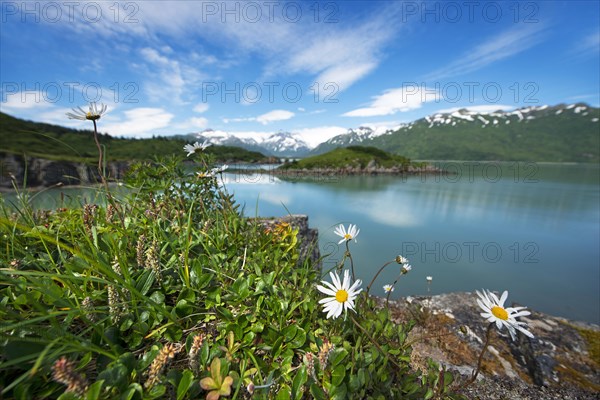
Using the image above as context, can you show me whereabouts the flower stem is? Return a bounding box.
[460,323,493,390]
[346,240,356,281]
[92,119,126,229]
[349,314,402,370]
[92,120,104,181]
[366,260,394,296]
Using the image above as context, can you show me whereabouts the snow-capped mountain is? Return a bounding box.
[311,103,599,159]
[187,103,598,161]
[192,129,310,157]
[259,131,311,157]
[311,125,404,154]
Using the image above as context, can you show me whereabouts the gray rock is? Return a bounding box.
[377,292,600,398]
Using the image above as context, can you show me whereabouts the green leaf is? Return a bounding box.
[330,383,347,400]
[424,388,434,399]
[175,299,193,317]
[86,380,104,400]
[177,370,194,400]
[98,363,128,390]
[135,269,155,295]
[275,384,291,400]
[291,365,308,399]
[309,383,327,400]
[150,291,165,305]
[215,306,233,321]
[271,336,284,358]
[177,287,196,302]
[329,348,349,367]
[331,364,346,386]
[147,384,167,399]
[120,318,134,331]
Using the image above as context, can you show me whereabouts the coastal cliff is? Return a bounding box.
[0,153,129,190]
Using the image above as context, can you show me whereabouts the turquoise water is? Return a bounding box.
[224,163,600,324]
[2,163,599,323]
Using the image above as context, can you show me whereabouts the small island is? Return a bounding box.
[274,146,444,176]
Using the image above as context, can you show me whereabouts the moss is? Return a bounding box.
[555,363,600,392]
[575,327,600,366]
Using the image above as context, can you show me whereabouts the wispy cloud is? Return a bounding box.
[193,103,210,113]
[256,110,295,125]
[138,47,205,104]
[223,109,295,125]
[570,30,600,58]
[343,86,441,117]
[281,13,397,91]
[1,91,53,110]
[101,108,174,137]
[57,2,400,93]
[423,25,546,81]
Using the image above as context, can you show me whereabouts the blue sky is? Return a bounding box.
[1,0,599,145]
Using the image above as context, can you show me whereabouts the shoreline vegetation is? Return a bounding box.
[1,107,599,399]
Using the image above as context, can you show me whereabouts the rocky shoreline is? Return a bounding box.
[235,163,448,179]
[378,293,599,399]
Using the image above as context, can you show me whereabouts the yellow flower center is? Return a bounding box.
[335,289,348,303]
[344,234,352,240]
[491,306,508,320]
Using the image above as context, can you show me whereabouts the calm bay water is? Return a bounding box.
[225,163,599,324]
[2,163,599,323]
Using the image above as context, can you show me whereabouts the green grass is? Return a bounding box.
[0,151,464,399]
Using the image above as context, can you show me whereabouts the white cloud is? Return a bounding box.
[1,91,53,110]
[139,47,206,105]
[60,2,398,93]
[343,86,441,117]
[193,103,209,113]
[256,110,294,125]
[294,126,347,148]
[424,25,545,81]
[101,108,174,138]
[175,117,209,131]
[571,30,600,58]
[222,117,255,124]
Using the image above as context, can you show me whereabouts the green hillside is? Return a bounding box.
[313,104,600,162]
[0,112,268,163]
[279,146,412,170]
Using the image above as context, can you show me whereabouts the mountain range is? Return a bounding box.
[191,129,311,157]
[189,103,599,162]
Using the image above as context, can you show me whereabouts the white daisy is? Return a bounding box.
[396,255,409,264]
[66,102,108,121]
[401,264,412,274]
[383,284,394,293]
[334,224,360,245]
[184,140,211,157]
[316,270,362,319]
[211,164,229,174]
[476,289,534,341]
